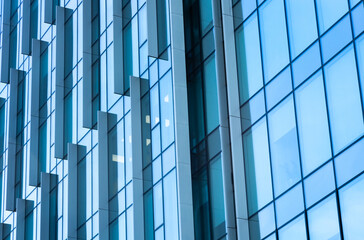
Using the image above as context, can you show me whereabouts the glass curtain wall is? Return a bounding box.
[233,0,364,239]
[184,0,226,239]
[39,47,48,176]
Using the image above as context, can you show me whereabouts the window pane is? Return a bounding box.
[351,4,364,37]
[259,0,289,82]
[295,72,331,175]
[275,184,304,227]
[243,118,273,215]
[203,55,219,134]
[199,0,213,33]
[292,42,321,87]
[308,195,341,240]
[268,96,301,195]
[304,162,336,207]
[153,182,163,228]
[266,67,292,110]
[163,170,178,239]
[356,35,364,106]
[325,46,364,153]
[279,214,307,240]
[208,156,226,237]
[249,204,275,239]
[235,13,263,103]
[241,89,265,132]
[321,15,352,63]
[286,0,317,58]
[316,0,348,33]
[160,71,174,150]
[242,0,256,19]
[339,174,364,239]
[335,138,364,187]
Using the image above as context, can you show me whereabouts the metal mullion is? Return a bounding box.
[282,0,310,239]
[312,0,345,239]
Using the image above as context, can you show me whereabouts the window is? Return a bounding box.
[199,0,213,34]
[259,0,289,82]
[308,195,341,240]
[279,214,306,240]
[295,72,331,175]
[286,0,317,58]
[123,23,133,92]
[316,0,348,33]
[39,48,48,174]
[235,13,263,104]
[91,0,100,127]
[268,96,300,196]
[159,71,174,150]
[243,118,273,215]
[249,204,275,239]
[324,46,364,154]
[339,174,364,239]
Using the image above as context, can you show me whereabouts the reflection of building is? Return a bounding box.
[0,0,363,239]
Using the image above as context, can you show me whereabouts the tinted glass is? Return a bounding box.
[316,0,348,33]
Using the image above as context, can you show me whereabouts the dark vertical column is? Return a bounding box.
[29,39,48,187]
[54,7,72,159]
[112,0,124,95]
[16,199,34,240]
[21,0,31,55]
[220,0,250,238]
[82,0,92,129]
[44,0,55,24]
[67,143,86,240]
[147,0,158,58]
[0,223,11,240]
[40,172,58,240]
[130,76,146,240]
[6,69,25,211]
[0,0,11,83]
[97,111,117,240]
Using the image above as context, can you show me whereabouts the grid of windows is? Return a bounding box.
[234,0,364,239]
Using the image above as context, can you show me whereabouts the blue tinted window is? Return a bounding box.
[275,184,304,227]
[350,0,360,7]
[304,162,335,207]
[356,35,364,105]
[316,0,348,33]
[351,4,364,37]
[243,118,273,215]
[242,0,256,19]
[236,13,263,103]
[325,46,364,153]
[153,182,163,228]
[335,138,364,187]
[279,214,306,240]
[295,72,331,175]
[250,204,275,239]
[339,174,364,239]
[159,71,174,150]
[199,0,213,34]
[308,195,341,240]
[123,23,133,91]
[259,0,289,82]
[268,96,301,195]
[163,170,178,239]
[321,15,352,63]
[286,0,318,58]
[203,55,219,134]
[266,67,292,110]
[241,89,265,132]
[292,42,321,87]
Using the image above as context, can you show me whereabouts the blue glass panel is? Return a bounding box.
[286,0,317,58]
[249,204,276,239]
[208,156,226,237]
[259,0,289,82]
[153,182,163,229]
[339,174,364,239]
[295,72,331,175]
[242,0,256,19]
[243,118,273,215]
[304,162,336,207]
[350,0,360,7]
[235,13,263,103]
[279,214,306,240]
[321,15,352,63]
[335,138,364,187]
[155,226,164,240]
[199,0,213,34]
[275,184,304,227]
[162,144,175,176]
[241,89,265,132]
[292,42,321,87]
[316,0,348,33]
[152,156,161,184]
[351,4,364,37]
[268,96,301,196]
[163,170,178,239]
[266,67,292,110]
[356,34,364,105]
[203,55,219,134]
[152,125,161,159]
[143,190,154,240]
[325,45,364,153]
[308,195,341,240]
[159,71,174,150]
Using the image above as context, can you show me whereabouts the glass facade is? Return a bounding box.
[0,0,361,239]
